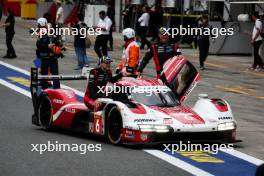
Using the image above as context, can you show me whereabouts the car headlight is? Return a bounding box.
[218,122,236,131]
[138,124,169,133]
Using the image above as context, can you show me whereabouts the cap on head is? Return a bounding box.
[159,27,169,35]
[100,56,112,64]
[37,17,47,27]
[122,28,135,39]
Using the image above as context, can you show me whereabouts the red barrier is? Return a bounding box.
[6,1,21,16]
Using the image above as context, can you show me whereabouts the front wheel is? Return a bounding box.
[38,95,53,130]
[106,107,123,145]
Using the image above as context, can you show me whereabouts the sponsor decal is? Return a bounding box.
[134,119,156,123]
[53,99,64,104]
[218,117,232,120]
[163,118,173,125]
[89,122,94,133]
[65,108,75,113]
[124,129,136,139]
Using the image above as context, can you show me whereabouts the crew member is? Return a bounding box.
[55,0,64,27]
[116,28,140,76]
[84,56,123,110]
[138,5,151,50]
[93,11,112,62]
[197,14,211,70]
[1,9,16,58]
[137,27,180,80]
[36,17,60,89]
[250,12,264,71]
[106,1,115,51]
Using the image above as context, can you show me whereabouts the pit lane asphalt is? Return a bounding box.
[0,85,190,176]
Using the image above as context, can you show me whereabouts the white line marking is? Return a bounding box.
[222,149,264,166]
[0,61,30,75]
[0,79,31,98]
[144,150,214,176]
[1,61,264,174]
[0,61,85,96]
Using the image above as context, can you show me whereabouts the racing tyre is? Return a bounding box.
[38,95,53,130]
[107,107,123,145]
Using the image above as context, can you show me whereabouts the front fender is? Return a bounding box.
[192,97,236,124]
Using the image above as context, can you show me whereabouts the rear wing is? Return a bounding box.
[30,67,91,117]
[30,67,90,93]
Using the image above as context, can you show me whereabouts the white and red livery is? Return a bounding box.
[30,56,237,145]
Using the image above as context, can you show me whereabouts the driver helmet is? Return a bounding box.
[100,56,113,64]
[122,28,135,40]
[37,17,47,27]
[159,27,169,35]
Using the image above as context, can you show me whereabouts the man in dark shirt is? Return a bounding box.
[122,3,133,29]
[150,5,163,42]
[137,27,180,80]
[107,1,115,51]
[197,15,211,70]
[1,9,16,58]
[36,17,60,89]
[73,13,89,70]
[84,56,123,110]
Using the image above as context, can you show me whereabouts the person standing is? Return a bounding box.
[36,18,60,89]
[84,56,123,110]
[197,15,210,70]
[250,12,264,71]
[137,27,180,80]
[93,11,112,62]
[73,13,89,70]
[122,2,133,29]
[150,5,163,42]
[107,1,115,51]
[138,5,151,50]
[116,28,140,76]
[0,9,16,58]
[55,0,64,27]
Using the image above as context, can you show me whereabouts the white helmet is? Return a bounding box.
[122,28,135,39]
[37,17,47,27]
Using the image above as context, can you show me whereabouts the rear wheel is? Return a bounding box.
[107,107,123,144]
[38,95,53,130]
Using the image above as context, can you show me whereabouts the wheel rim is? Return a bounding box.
[108,108,122,144]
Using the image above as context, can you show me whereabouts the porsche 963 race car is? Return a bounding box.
[30,56,237,145]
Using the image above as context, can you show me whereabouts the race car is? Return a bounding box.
[30,55,237,145]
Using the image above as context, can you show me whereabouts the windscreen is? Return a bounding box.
[130,88,179,107]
